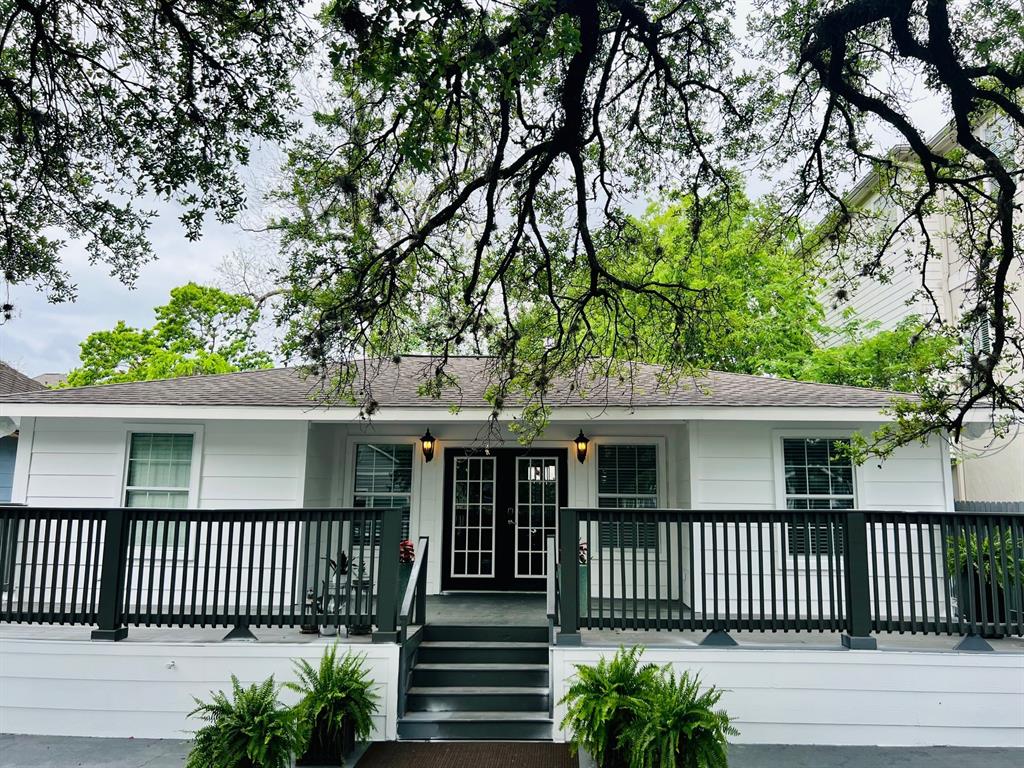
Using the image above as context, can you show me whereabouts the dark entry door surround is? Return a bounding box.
[441,447,568,592]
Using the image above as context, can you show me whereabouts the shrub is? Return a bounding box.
[621,668,736,768]
[559,646,659,768]
[287,645,379,757]
[186,675,300,768]
[946,527,1024,585]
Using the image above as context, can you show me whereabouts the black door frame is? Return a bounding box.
[440,446,568,592]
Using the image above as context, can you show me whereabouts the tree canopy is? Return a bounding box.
[786,315,958,394]
[65,283,272,387]
[529,188,825,377]
[0,0,311,300]
[269,0,1023,451]
[6,0,1022,452]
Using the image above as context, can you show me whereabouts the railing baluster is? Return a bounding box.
[814,513,824,632]
[904,518,916,633]
[268,517,279,627]
[683,515,693,631]
[711,514,719,630]
[758,517,766,631]
[880,515,892,632]
[915,519,927,633]
[746,515,754,632]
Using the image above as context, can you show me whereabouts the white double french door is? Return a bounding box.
[441,448,566,591]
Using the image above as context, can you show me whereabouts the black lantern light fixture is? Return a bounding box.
[420,429,436,463]
[574,430,590,464]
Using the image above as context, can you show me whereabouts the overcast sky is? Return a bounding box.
[0,2,950,380]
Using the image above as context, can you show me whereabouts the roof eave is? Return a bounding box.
[0,401,923,424]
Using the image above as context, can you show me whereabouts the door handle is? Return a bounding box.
[506,506,515,526]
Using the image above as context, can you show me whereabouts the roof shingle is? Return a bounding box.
[0,363,47,395]
[0,357,906,410]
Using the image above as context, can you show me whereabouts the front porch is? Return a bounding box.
[2,503,1023,747]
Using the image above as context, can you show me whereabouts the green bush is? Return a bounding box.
[622,668,736,768]
[561,646,736,768]
[559,646,660,768]
[287,645,379,750]
[946,527,1024,585]
[186,675,300,768]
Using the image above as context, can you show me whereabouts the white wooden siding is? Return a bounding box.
[0,638,399,740]
[552,646,1024,747]
[687,420,953,620]
[8,418,309,618]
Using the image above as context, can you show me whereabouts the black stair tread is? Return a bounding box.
[419,641,549,648]
[407,686,549,695]
[399,711,552,722]
[414,663,548,670]
[427,623,548,629]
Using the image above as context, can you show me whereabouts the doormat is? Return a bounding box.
[355,741,578,768]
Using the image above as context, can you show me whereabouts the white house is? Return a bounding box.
[822,120,1024,501]
[0,357,1020,747]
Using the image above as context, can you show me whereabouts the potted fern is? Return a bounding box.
[560,646,658,768]
[186,675,300,768]
[621,669,736,768]
[288,645,379,766]
[946,526,1024,637]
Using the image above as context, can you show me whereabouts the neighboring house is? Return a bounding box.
[0,358,1020,747]
[822,121,1024,501]
[32,372,66,388]
[0,362,46,503]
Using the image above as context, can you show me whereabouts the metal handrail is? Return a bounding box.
[545,534,557,645]
[399,536,429,641]
[0,505,403,641]
[556,506,1024,645]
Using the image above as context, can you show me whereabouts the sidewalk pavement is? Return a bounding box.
[1,734,1021,768]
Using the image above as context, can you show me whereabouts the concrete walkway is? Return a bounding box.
[1,735,1022,768]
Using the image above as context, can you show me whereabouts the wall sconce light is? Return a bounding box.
[574,430,590,464]
[420,429,435,463]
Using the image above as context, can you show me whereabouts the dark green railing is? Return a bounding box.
[556,507,1024,645]
[0,506,404,641]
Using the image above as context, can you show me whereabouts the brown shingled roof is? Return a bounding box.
[0,362,47,395]
[0,357,906,410]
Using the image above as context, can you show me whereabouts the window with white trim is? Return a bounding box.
[124,432,195,545]
[352,444,413,542]
[597,444,658,548]
[782,437,852,556]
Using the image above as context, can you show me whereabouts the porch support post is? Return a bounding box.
[91,508,129,641]
[373,506,402,643]
[557,507,581,646]
[841,511,877,650]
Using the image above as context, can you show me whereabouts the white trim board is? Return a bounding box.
[1,403,992,424]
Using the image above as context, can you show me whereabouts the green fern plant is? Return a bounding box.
[186,675,300,768]
[559,646,659,768]
[621,668,737,768]
[287,646,379,762]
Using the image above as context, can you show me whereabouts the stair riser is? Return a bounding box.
[397,721,553,741]
[412,668,549,687]
[417,646,548,665]
[424,625,549,643]
[406,692,550,713]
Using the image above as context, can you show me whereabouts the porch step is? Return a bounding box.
[396,711,553,741]
[423,624,548,643]
[398,623,552,740]
[416,641,549,665]
[406,686,550,713]
[411,663,549,688]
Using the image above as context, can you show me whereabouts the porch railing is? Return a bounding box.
[0,506,404,641]
[556,507,1024,646]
